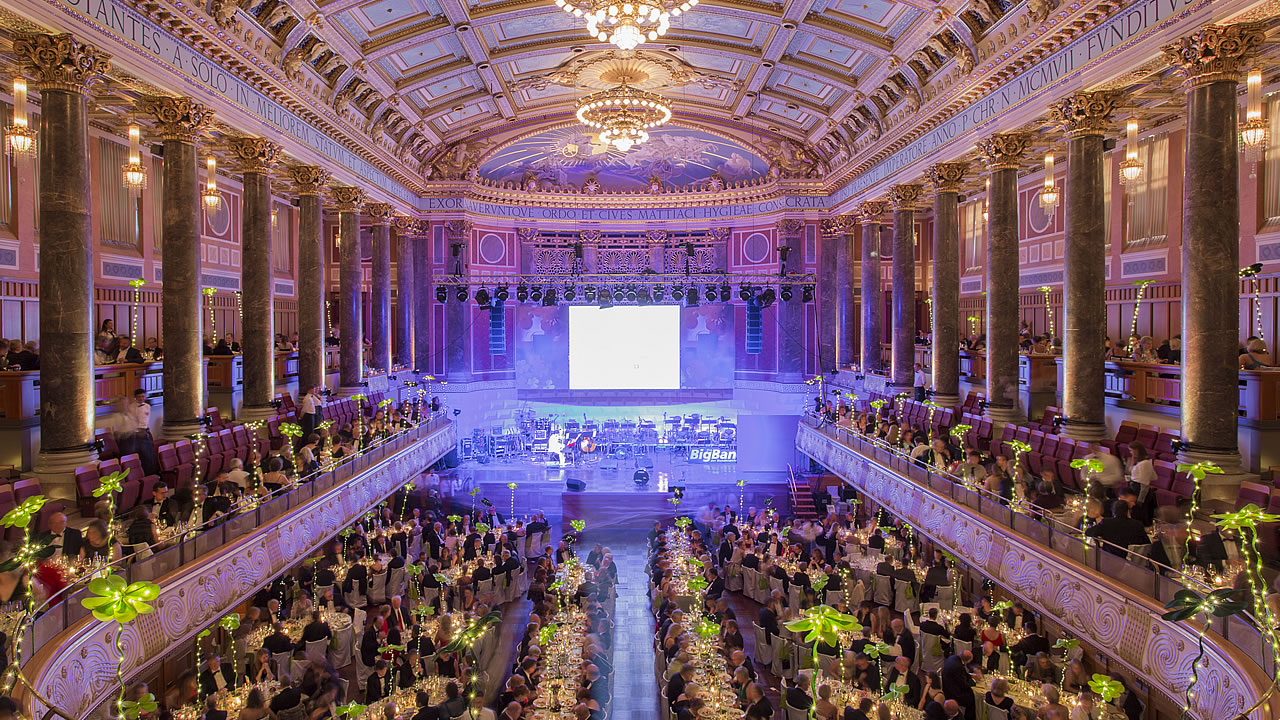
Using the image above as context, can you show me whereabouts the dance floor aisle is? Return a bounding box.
[596,531,659,720]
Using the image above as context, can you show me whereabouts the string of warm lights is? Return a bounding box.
[130,278,145,340]
[203,287,219,342]
[1039,286,1055,339]
[1128,280,1154,355]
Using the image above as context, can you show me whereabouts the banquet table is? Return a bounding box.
[974,675,1127,720]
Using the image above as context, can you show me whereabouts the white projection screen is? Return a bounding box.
[569,305,680,389]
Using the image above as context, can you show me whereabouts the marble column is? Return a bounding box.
[444,220,473,382]
[230,137,283,421]
[776,219,806,382]
[925,162,968,408]
[331,186,366,393]
[834,218,857,370]
[888,184,922,391]
[858,202,887,375]
[1164,24,1266,478]
[818,218,842,374]
[413,221,432,375]
[976,133,1030,423]
[16,34,110,490]
[366,203,394,372]
[291,165,331,396]
[144,96,215,438]
[1052,92,1121,441]
[393,215,415,368]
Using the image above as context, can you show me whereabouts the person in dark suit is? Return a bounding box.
[201,696,227,720]
[852,653,880,692]
[941,652,977,720]
[365,660,391,703]
[433,681,466,720]
[396,650,421,689]
[784,674,813,712]
[745,683,773,720]
[471,562,492,584]
[885,656,923,706]
[758,594,782,638]
[844,697,874,720]
[1085,500,1150,556]
[262,623,294,655]
[666,664,694,704]
[46,512,82,558]
[891,618,916,664]
[298,610,332,650]
[410,690,434,720]
[198,655,236,697]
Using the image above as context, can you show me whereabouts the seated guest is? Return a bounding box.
[844,698,875,720]
[985,678,1015,714]
[1037,684,1069,719]
[815,685,840,720]
[364,660,391,703]
[434,681,467,720]
[853,653,880,692]
[298,610,332,649]
[198,655,236,696]
[784,674,813,712]
[1085,500,1149,556]
[744,683,773,720]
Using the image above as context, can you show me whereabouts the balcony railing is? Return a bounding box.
[797,418,1279,720]
[12,415,457,720]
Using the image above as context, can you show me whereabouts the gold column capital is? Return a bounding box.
[976,133,1031,171]
[821,215,856,237]
[228,136,284,174]
[887,183,923,211]
[290,165,332,196]
[925,162,969,193]
[330,185,366,212]
[12,33,111,95]
[1163,23,1267,88]
[365,202,395,225]
[444,220,473,241]
[857,201,887,222]
[775,218,805,238]
[1050,91,1123,138]
[141,96,214,143]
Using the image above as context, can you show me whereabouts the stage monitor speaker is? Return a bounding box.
[600,458,618,470]
[566,476,588,491]
[637,455,654,469]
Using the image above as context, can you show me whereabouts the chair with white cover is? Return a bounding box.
[787,584,802,611]
[725,563,743,593]
[872,575,893,606]
[344,586,366,609]
[934,585,955,609]
[752,623,775,665]
[387,567,406,598]
[271,652,294,683]
[848,578,866,607]
[783,700,809,720]
[368,572,389,605]
[290,658,309,684]
[353,648,373,691]
[894,581,918,616]
[986,704,1009,720]
[305,639,328,666]
[770,635,789,679]
[314,584,335,606]
[329,624,353,668]
[920,632,945,674]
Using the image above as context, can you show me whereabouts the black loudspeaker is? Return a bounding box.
[565,476,588,491]
[441,449,461,468]
[745,298,763,355]
[489,300,505,355]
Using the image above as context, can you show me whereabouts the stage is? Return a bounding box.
[435,453,794,530]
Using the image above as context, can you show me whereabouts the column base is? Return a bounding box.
[239,403,279,423]
[34,445,100,502]
[162,418,206,441]
[1176,444,1256,505]
[337,385,366,398]
[986,404,1022,424]
[932,392,961,408]
[1061,418,1106,443]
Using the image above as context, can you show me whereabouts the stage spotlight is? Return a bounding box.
[759,287,776,307]
[543,288,558,306]
[456,286,469,302]
[719,282,731,302]
[671,285,684,301]
[637,287,651,305]
[704,285,717,301]
[584,286,597,302]
[530,284,544,302]
[653,285,665,302]
[495,285,510,302]
[802,284,815,302]
[599,290,613,308]
[613,286,626,301]
[739,284,753,302]
[686,289,699,307]
[626,286,638,302]
[436,286,448,303]
[780,285,794,302]
[475,287,491,306]
[516,284,529,303]
[563,285,577,302]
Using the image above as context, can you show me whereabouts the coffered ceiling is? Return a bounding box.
[224,0,1008,177]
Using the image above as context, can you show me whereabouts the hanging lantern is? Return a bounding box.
[1119,120,1144,190]
[122,123,147,192]
[202,156,224,210]
[1241,68,1268,163]
[1038,153,1059,212]
[5,77,37,158]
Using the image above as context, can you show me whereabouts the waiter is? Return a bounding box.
[117,389,158,475]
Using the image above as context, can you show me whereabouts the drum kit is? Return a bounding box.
[457,410,737,466]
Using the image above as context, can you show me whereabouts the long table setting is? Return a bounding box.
[974,675,1127,720]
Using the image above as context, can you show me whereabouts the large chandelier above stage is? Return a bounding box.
[575,83,672,152]
[554,0,696,50]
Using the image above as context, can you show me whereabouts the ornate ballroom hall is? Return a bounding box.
[0,0,1279,718]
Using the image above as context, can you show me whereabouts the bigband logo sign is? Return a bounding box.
[688,448,737,463]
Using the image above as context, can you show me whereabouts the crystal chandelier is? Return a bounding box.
[554,0,695,50]
[576,83,672,152]
[1038,153,1059,212]
[122,123,147,192]
[5,77,36,158]
[1241,68,1268,163]
[1119,119,1144,190]
[202,156,224,210]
